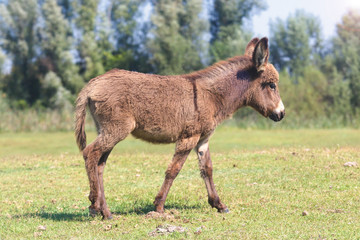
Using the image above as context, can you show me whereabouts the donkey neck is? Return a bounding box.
[184,56,255,125]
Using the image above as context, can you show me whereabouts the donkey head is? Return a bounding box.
[244,37,285,122]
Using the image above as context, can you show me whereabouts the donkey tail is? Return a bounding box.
[75,87,89,151]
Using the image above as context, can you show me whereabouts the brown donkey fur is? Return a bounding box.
[75,37,285,219]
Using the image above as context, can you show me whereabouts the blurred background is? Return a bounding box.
[0,0,359,131]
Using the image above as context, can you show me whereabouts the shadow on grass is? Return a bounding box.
[11,212,90,221]
[38,212,91,221]
[11,212,90,222]
[112,202,203,215]
[11,203,203,222]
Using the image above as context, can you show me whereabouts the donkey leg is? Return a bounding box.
[98,149,113,219]
[84,120,134,219]
[83,137,103,217]
[196,139,229,213]
[154,135,200,213]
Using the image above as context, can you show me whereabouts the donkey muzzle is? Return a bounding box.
[269,100,285,122]
[269,110,285,122]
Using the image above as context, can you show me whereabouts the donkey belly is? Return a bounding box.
[131,128,178,144]
[129,94,197,144]
[130,110,197,144]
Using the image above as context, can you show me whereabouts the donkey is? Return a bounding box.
[75,37,285,219]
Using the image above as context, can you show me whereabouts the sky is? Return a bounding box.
[252,0,360,39]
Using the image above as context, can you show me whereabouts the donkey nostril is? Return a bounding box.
[270,110,285,122]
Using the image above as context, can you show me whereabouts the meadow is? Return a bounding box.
[0,127,359,239]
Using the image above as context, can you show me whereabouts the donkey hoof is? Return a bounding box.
[218,208,230,213]
[102,214,113,220]
[89,207,100,217]
[155,205,165,214]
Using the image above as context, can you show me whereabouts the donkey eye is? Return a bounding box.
[269,83,276,90]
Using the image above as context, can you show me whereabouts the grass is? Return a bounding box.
[0,127,360,239]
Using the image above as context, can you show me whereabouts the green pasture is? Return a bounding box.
[0,127,359,239]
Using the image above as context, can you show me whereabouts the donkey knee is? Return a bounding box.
[82,143,100,160]
[83,145,90,160]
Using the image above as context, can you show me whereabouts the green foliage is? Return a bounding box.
[0,108,75,132]
[103,50,136,71]
[74,0,98,33]
[320,56,352,124]
[74,0,106,81]
[57,0,75,20]
[78,32,106,81]
[270,10,323,77]
[148,0,207,74]
[271,67,328,126]
[41,0,83,95]
[40,71,72,110]
[209,0,266,63]
[264,9,359,128]
[0,91,10,111]
[210,0,266,41]
[0,50,5,77]
[96,11,113,53]
[0,0,40,104]
[108,0,152,72]
[293,67,327,117]
[111,0,143,49]
[210,27,252,62]
[333,9,360,111]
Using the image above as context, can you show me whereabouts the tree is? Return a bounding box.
[148,0,207,74]
[57,0,75,20]
[209,0,266,62]
[210,0,266,42]
[0,0,39,106]
[210,26,252,63]
[111,0,142,50]
[74,0,105,81]
[40,0,82,108]
[269,10,323,77]
[333,9,360,111]
[316,54,352,124]
[0,49,5,82]
[75,0,98,33]
[96,9,113,56]
[105,0,151,72]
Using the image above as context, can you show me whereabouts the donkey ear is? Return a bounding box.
[244,37,259,57]
[252,37,269,72]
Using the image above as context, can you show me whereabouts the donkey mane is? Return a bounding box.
[184,55,253,82]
